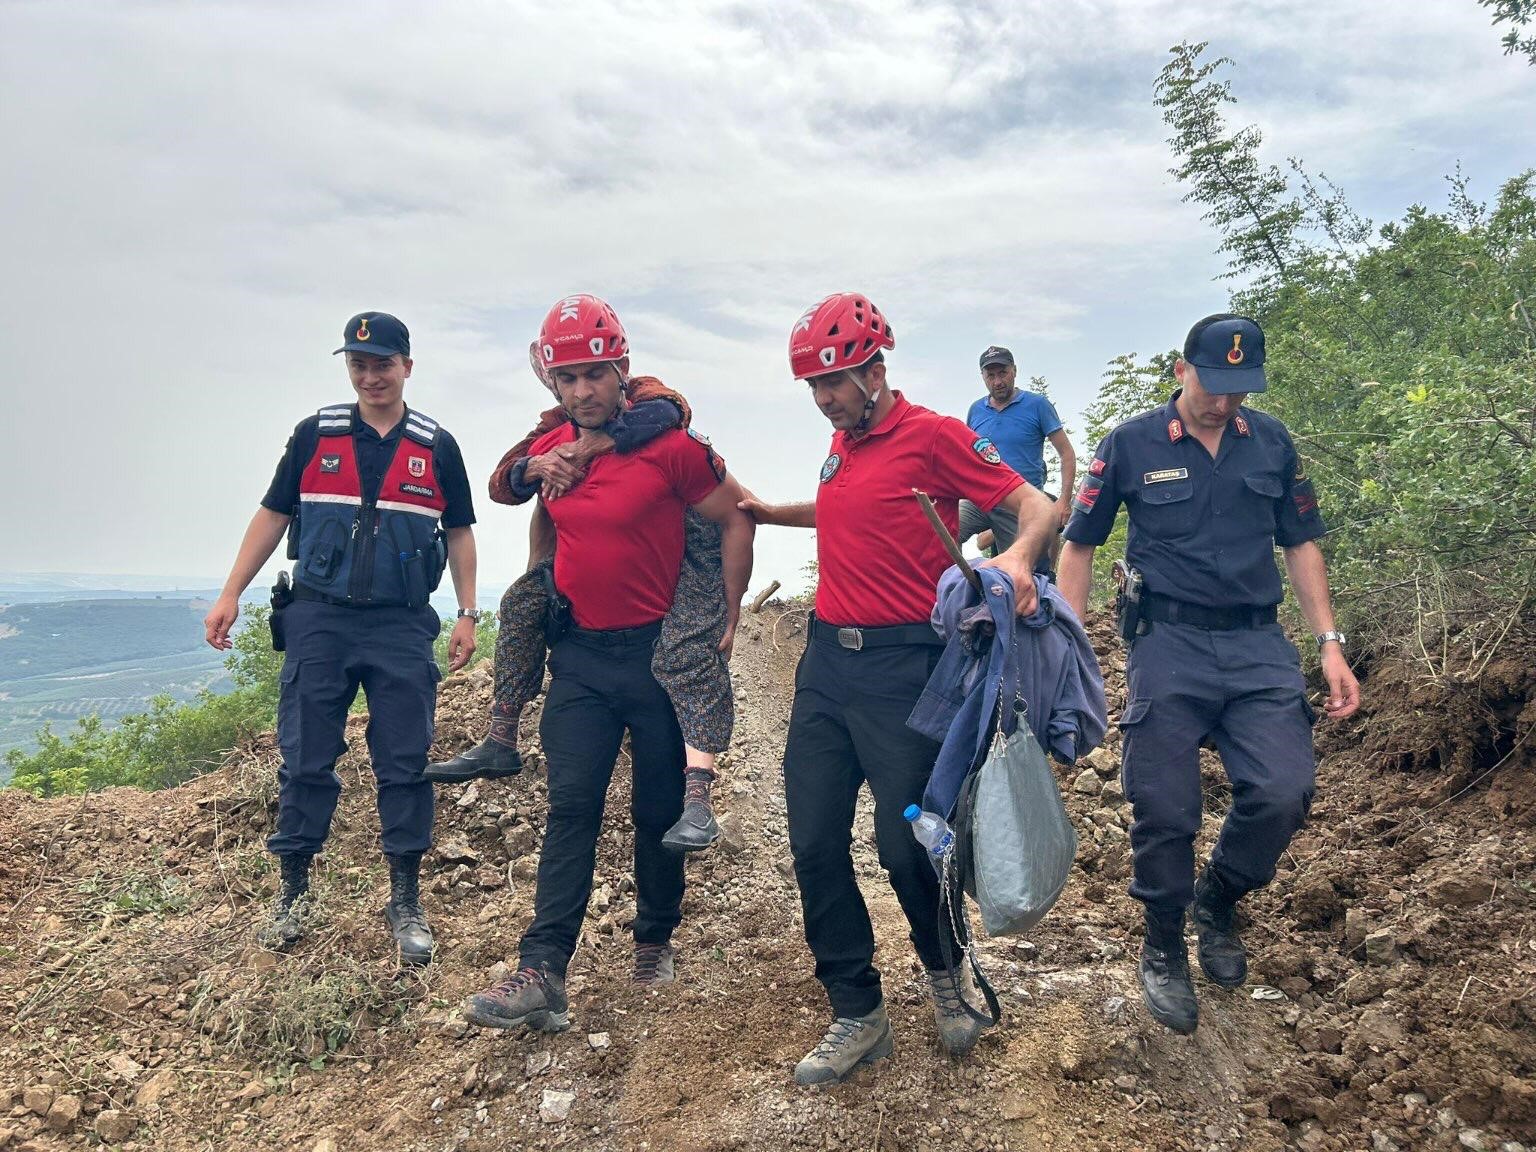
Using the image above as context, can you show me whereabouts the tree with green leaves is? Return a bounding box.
[1480,0,1536,63]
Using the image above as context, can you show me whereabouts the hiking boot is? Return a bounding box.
[929,966,993,1056]
[382,853,434,967]
[424,733,522,784]
[793,1005,894,1086]
[1192,866,1247,988]
[662,768,720,853]
[463,965,570,1032]
[632,942,675,987]
[255,853,312,951]
[1139,916,1198,1035]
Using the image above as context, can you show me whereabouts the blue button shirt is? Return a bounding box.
[1062,392,1325,608]
[966,390,1063,489]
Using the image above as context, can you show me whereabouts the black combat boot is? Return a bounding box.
[1138,911,1198,1035]
[256,853,312,951]
[661,769,721,853]
[424,733,522,783]
[382,853,434,967]
[1192,865,1247,988]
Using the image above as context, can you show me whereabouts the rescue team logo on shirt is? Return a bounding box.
[320,455,341,473]
[819,453,842,483]
[408,456,427,478]
[401,483,436,499]
[1143,468,1189,485]
[972,437,1003,466]
[1089,458,1107,477]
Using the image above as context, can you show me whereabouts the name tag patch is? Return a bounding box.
[1143,468,1189,485]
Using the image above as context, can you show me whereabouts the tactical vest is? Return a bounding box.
[293,404,448,606]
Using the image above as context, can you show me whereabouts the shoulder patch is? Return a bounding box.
[1233,414,1251,437]
[1089,457,1107,477]
[972,436,1003,466]
[1167,418,1184,443]
[1073,476,1103,512]
[1292,477,1320,519]
[317,403,353,435]
[687,427,712,446]
[403,409,439,447]
[820,453,843,484]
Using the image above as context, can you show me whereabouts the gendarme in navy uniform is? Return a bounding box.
[1058,314,1360,1036]
[204,312,480,967]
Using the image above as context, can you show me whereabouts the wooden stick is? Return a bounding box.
[912,489,983,593]
[749,580,781,613]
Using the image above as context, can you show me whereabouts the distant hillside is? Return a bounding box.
[0,598,232,767]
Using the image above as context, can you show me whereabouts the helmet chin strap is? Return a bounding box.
[850,374,881,437]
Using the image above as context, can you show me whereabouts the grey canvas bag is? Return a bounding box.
[959,701,1078,937]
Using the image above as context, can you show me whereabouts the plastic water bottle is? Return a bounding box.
[904,804,954,859]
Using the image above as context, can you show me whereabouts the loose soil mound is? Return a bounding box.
[0,609,1531,1152]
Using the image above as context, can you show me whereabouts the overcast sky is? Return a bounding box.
[2,0,1530,598]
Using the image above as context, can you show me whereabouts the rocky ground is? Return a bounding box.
[0,605,1532,1152]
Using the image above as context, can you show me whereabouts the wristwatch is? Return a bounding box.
[1315,630,1346,649]
[456,608,478,619]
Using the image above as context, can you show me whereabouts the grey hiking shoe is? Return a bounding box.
[382,853,434,967]
[463,965,570,1032]
[424,733,522,783]
[632,942,675,986]
[929,966,993,1056]
[255,853,312,951]
[793,1005,894,1086]
[662,769,720,853]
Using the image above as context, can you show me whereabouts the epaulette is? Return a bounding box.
[403,408,439,447]
[317,403,354,435]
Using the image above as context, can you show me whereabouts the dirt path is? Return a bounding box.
[0,608,1531,1151]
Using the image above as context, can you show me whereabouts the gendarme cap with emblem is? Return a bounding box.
[335,312,411,359]
[979,345,1014,369]
[1183,313,1265,395]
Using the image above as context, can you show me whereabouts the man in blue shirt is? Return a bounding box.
[960,347,1076,564]
[1058,314,1360,1036]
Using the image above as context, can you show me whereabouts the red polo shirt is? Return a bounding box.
[531,424,723,629]
[814,392,1023,627]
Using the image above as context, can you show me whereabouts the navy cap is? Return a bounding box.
[1182,314,1265,394]
[334,312,411,359]
[979,345,1014,368]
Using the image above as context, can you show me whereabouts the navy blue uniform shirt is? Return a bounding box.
[1063,392,1324,608]
[262,405,476,529]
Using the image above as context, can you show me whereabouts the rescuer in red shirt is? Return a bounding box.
[461,296,755,1031]
[740,292,1055,1084]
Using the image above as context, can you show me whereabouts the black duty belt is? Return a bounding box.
[292,583,406,609]
[1140,593,1277,631]
[810,617,944,651]
[567,619,664,646]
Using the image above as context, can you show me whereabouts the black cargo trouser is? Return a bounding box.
[517,622,686,977]
[782,625,958,1018]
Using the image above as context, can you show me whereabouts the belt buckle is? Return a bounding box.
[836,627,864,651]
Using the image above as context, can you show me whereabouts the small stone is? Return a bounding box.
[462,1063,479,1094]
[1459,1131,1489,1151]
[487,961,511,985]
[100,988,132,1015]
[106,1053,144,1081]
[94,1110,137,1142]
[23,1086,55,1116]
[314,1139,338,1152]
[440,1016,470,1039]
[1364,928,1398,965]
[539,1089,576,1123]
[1085,746,1117,777]
[1072,768,1100,795]
[436,833,479,866]
[1102,996,1128,1023]
[456,783,481,809]
[135,1069,177,1108]
[236,1080,266,1101]
[717,813,748,856]
[526,1051,553,1077]
[1099,776,1124,804]
[587,1032,610,1051]
[45,1095,81,1133]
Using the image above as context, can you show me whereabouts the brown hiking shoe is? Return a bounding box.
[929,966,993,1056]
[632,943,675,987]
[463,966,569,1032]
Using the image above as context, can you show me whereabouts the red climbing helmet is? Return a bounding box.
[788,292,895,380]
[537,294,629,370]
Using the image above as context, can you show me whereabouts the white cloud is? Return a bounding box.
[1,0,1529,594]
